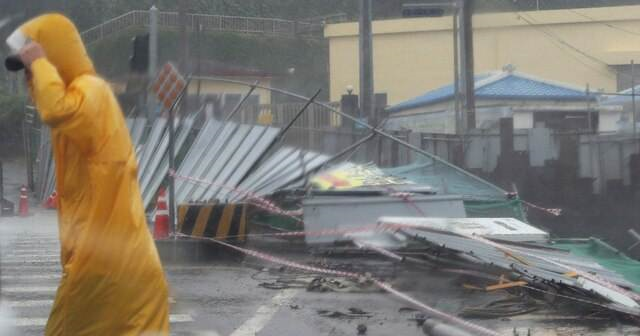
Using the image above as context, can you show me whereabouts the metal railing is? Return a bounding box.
[236,102,341,128]
[81,10,324,45]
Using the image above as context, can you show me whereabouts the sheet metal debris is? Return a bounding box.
[348,219,640,318]
[379,217,549,243]
[302,194,466,244]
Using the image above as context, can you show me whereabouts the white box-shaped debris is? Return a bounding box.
[378,217,549,243]
[302,195,466,244]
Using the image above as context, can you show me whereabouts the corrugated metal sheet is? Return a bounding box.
[396,226,640,311]
[176,122,239,203]
[231,147,297,200]
[172,121,312,204]
[130,117,147,149]
[204,126,280,202]
[231,148,331,202]
[141,111,201,209]
[173,119,223,200]
[137,117,168,179]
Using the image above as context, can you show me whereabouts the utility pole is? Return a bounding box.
[149,6,158,80]
[179,0,190,74]
[458,0,476,131]
[452,3,461,134]
[147,6,159,121]
[632,60,637,140]
[359,0,374,124]
[586,84,592,132]
[178,0,190,114]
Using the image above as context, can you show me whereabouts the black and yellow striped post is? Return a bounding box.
[177,202,248,242]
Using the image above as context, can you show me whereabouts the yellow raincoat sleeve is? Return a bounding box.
[30,57,113,153]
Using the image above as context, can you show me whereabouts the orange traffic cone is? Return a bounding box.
[153,188,170,239]
[44,190,58,209]
[18,185,29,217]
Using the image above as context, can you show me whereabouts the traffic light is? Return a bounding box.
[129,33,149,73]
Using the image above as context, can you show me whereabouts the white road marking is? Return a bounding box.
[10,318,48,327]
[4,300,53,307]
[0,266,61,272]
[1,274,60,280]
[1,260,59,266]
[6,242,59,245]
[0,254,60,260]
[1,256,59,261]
[230,289,298,336]
[9,314,194,327]
[169,314,194,323]
[0,249,60,258]
[1,286,58,293]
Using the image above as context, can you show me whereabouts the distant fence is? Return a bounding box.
[380,128,640,195]
[81,10,324,45]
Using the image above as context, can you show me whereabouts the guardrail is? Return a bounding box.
[81,10,324,45]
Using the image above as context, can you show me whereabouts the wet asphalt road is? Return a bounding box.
[2,211,640,335]
[0,211,433,336]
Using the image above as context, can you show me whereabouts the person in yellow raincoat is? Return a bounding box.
[4,14,169,335]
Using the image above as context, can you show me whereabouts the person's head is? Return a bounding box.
[4,13,94,85]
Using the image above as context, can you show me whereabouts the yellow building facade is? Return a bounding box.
[325,5,640,105]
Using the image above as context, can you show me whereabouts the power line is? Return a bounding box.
[567,8,640,37]
[518,13,613,70]
[505,1,632,80]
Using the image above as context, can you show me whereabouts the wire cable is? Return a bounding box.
[567,8,640,37]
[503,1,632,80]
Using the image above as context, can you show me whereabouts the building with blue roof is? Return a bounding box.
[598,85,640,134]
[385,69,605,134]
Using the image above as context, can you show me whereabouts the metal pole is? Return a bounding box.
[148,6,159,121]
[224,81,259,122]
[178,0,190,114]
[192,76,508,193]
[0,161,3,207]
[196,20,203,99]
[586,84,592,132]
[237,90,321,185]
[149,6,158,80]
[453,4,461,135]
[167,79,191,237]
[632,60,637,141]
[359,0,374,123]
[23,106,35,191]
[459,0,476,131]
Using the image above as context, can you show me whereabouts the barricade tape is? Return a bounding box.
[177,233,500,336]
[504,192,562,217]
[522,200,562,217]
[386,189,427,216]
[169,171,635,305]
[169,170,304,221]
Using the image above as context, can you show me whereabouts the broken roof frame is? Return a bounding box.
[189,76,507,197]
[391,225,640,315]
[162,82,330,206]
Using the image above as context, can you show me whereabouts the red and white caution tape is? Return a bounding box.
[521,200,562,217]
[180,233,500,336]
[169,170,303,220]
